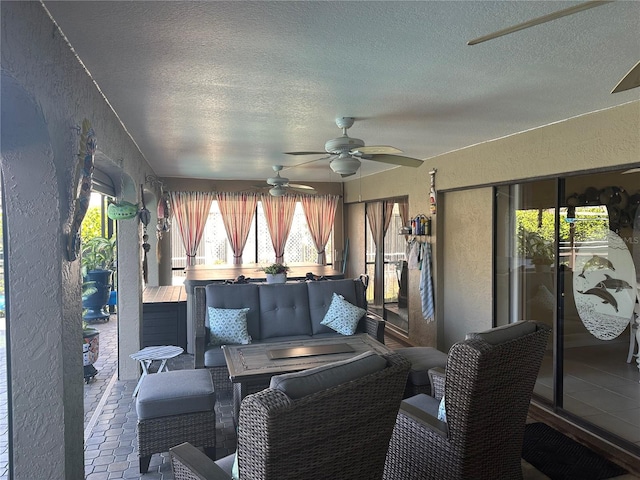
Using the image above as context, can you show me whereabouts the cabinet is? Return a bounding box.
[142,286,187,350]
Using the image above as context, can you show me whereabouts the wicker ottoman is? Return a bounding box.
[136,368,216,474]
[394,347,448,398]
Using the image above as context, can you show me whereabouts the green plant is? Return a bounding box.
[262,263,290,274]
[81,236,116,274]
[521,231,554,265]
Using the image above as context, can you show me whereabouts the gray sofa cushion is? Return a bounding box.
[259,282,312,339]
[204,345,227,368]
[402,392,440,418]
[136,369,215,420]
[466,320,537,345]
[307,279,360,335]
[206,283,261,341]
[269,351,387,399]
[394,347,448,386]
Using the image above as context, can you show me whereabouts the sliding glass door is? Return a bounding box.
[365,197,409,333]
[495,169,640,454]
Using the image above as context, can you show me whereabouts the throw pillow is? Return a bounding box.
[232,452,239,480]
[320,293,366,336]
[437,396,447,422]
[207,307,251,346]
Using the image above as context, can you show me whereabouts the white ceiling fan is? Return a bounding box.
[467,0,640,94]
[285,117,424,177]
[261,165,316,197]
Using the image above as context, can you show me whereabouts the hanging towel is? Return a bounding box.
[408,239,421,270]
[420,242,435,321]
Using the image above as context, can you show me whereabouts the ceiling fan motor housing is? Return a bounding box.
[324,135,365,154]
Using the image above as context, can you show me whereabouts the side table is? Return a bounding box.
[130,345,184,397]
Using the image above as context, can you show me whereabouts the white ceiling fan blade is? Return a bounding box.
[283,156,334,170]
[288,183,315,191]
[289,185,317,194]
[467,0,613,46]
[352,145,403,155]
[284,151,326,156]
[622,167,640,174]
[611,60,640,94]
[364,154,424,168]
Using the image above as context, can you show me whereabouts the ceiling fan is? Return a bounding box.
[467,0,640,94]
[285,117,424,177]
[261,165,316,197]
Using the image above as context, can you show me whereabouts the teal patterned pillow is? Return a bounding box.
[320,293,366,336]
[208,307,251,346]
[437,395,447,422]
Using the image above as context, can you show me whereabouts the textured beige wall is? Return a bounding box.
[345,101,639,347]
[2,3,155,477]
[440,188,493,349]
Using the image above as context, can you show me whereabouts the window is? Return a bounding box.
[171,200,332,269]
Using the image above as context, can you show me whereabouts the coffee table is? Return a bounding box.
[222,334,392,419]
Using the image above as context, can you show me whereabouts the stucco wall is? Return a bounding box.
[345,101,639,347]
[1,3,156,478]
[440,188,493,349]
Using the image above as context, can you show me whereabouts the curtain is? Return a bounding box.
[300,194,339,264]
[366,201,395,247]
[169,191,215,266]
[398,200,409,230]
[217,192,258,265]
[261,193,297,263]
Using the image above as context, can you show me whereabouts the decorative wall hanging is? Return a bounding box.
[67,119,96,261]
[565,186,640,232]
[139,185,151,284]
[429,169,437,215]
[156,191,171,239]
[145,174,171,240]
[106,200,139,220]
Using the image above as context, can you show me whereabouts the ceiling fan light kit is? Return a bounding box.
[263,165,316,196]
[285,117,424,176]
[330,155,361,175]
[269,185,287,197]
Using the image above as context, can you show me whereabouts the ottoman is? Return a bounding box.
[394,347,448,398]
[136,368,216,473]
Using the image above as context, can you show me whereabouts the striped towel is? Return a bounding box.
[420,242,435,321]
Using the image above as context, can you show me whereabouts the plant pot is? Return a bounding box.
[265,273,287,284]
[83,327,100,383]
[82,269,112,322]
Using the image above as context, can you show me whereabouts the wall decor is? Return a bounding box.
[429,169,437,215]
[106,200,139,220]
[67,119,96,261]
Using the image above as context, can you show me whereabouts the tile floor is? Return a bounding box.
[0,315,636,478]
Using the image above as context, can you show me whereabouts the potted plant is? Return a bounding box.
[81,236,116,322]
[82,281,100,383]
[262,263,290,284]
[522,231,554,271]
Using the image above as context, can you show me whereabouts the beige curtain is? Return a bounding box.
[261,193,297,263]
[169,191,215,266]
[217,192,258,265]
[300,194,339,264]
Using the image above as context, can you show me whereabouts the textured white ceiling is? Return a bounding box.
[44,1,640,183]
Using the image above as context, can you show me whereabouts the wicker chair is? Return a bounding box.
[171,351,410,480]
[383,321,551,480]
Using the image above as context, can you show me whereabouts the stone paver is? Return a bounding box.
[83,315,236,479]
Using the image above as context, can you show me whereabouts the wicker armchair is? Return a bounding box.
[383,321,551,480]
[171,351,410,480]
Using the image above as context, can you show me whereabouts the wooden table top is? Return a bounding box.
[222,334,391,382]
[184,262,343,284]
[142,285,186,304]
